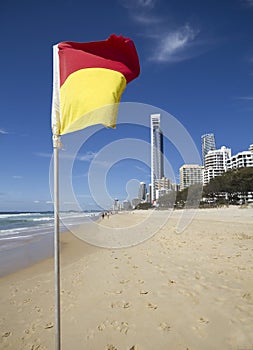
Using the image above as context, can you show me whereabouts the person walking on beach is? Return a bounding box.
[101,213,105,219]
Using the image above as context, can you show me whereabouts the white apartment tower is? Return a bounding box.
[151,114,164,202]
[227,144,253,170]
[203,146,231,185]
[180,164,204,191]
[201,133,216,166]
[155,177,171,200]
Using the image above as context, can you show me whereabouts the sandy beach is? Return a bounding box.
[0,206,252,350]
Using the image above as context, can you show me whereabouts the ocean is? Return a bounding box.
[0,211,100,276]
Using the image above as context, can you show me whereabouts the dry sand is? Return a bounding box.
[0,207,252,350]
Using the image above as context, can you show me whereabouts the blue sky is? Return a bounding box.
[1,0,253,212]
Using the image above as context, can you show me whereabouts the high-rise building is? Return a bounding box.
[131,197,141,208]
[113,198,120,211]
[154,177,172,200]
[227,144,253,170]
[138,182,147,202]
[203,146,231,185]
[151,114,164,202]
[122,200,131,210]
[180,164,204,191]
[201,133,216,166]
[155,177,171,192]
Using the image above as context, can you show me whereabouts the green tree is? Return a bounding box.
[157,191,177,208]
[203,167,253,201]
[135,202,152,210]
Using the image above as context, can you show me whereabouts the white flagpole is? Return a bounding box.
[51,42,61,350]
[53,134,61,350]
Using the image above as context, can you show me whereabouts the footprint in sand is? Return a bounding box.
[242,292,253,304]
[106,345,118,350]
[30,345,41,350]
[44,322,54,329]
[34,305,41,313]
[147,302,158,310]
[111,301,131,309]
[105,289,123,295]
[140,290,149,295]
[199,317,209,324]
[120,279,130,284]
[97,320,129,334]
[23,298,32,304]
[2,331,12,338]
[158,322,171,332]
[168,279,176,284]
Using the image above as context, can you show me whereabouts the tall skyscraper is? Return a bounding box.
[138,182,147,201]
[201,133,216,166]
[151,114,164,202]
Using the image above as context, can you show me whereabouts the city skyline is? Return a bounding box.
[1,0,253,211]
[136,125,252,200]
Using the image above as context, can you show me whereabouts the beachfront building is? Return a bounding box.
[145,192,151,203]
[154,176,172,199]
[180,164,204,191]
[113,198,120,211]
[138,182,147,202]
[227,144,253,170]
[122,200,131,210]
[201,133,216,166]
[203,146,231,185]
[132,197,141,208]
[155,176,171,191]
[150,114,164,202]
[156,188,171,200]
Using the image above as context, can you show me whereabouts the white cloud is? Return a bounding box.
[150,24,200,63]
[35,152,52,158]
[132,13,162,24]
[12,175,23,179]
[135,165,150,173]
[0,129,8,134]
[236,96,253,100]
[120,0,157,9]
[35,150,98,162]
[78,151,97,161]
[138,0,156,7]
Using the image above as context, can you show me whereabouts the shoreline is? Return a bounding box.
[0,213,101,277]
[0,206,252,278]
[0,207,252,349]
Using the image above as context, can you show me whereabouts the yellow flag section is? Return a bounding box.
[51,34,140,136]
[60,68,126,134]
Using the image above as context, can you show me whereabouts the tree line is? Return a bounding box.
[156,166,253,208]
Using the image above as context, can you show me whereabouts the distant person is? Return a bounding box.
[101,213,105,219]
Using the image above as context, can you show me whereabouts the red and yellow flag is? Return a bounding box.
[51,34,140,135]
